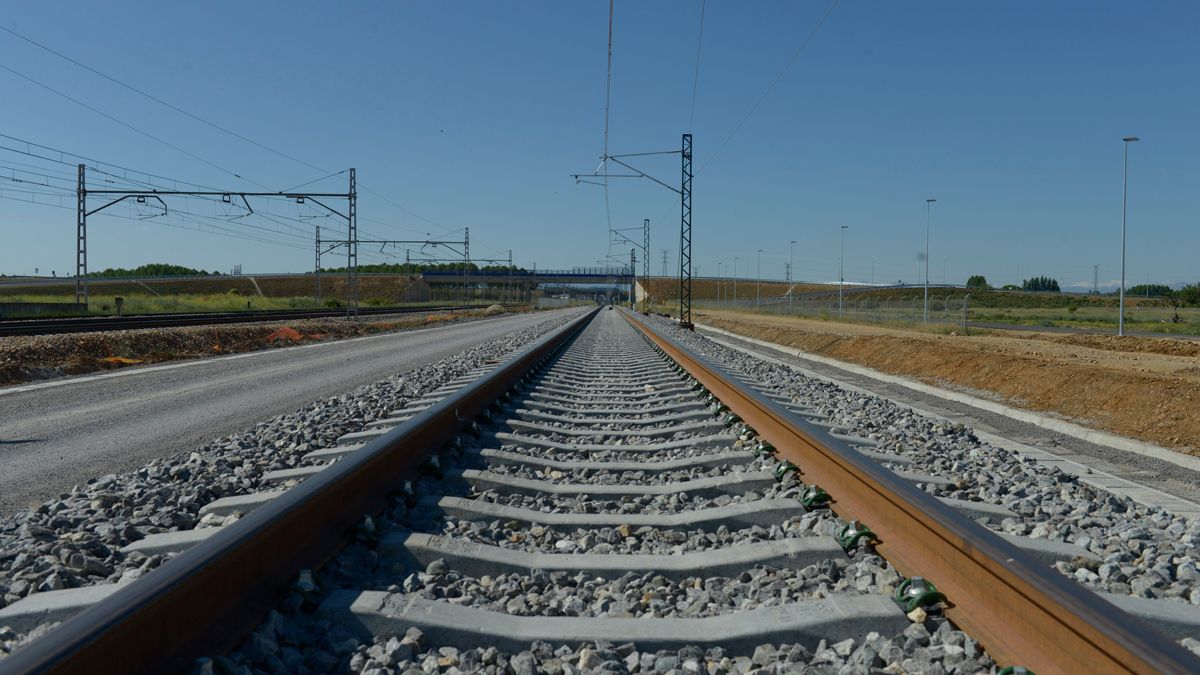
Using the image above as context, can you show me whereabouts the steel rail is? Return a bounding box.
[0,308,598,675]
[0,304,506,336]
[621,308,1195,675]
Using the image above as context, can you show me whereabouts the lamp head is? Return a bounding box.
[1123,136,1140,143]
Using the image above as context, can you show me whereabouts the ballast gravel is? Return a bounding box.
[211,314,1003,674]
[482,462,736,486]
[469,477,797,516]
[648,318,1200,630]
[0,312,583,659]
[398,553,901,619]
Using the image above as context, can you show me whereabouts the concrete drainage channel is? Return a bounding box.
[0,308,1197,673]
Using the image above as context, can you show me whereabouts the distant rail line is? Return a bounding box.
[0,305,485,337]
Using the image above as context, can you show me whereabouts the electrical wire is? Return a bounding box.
[0,63,268,189]
[0,24,461,240]
[600,0,616,260]
[688,0,706,132]
[699,0,840,173]
[0,133,403,248]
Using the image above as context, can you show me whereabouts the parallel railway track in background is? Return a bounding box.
[0,307,1196,673]
[0,305,494,336]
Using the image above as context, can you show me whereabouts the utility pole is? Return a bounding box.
[788,240,796,283]
[315,225,322,302]
[756,249,763,306]
[75,163,87,306]
[924,198,936,323]
[573,133,692,327]
[630,248,637,308]
[1119,136,1139,336]
[643,219,650,279]
[347,167,358,315]
[839,225,848,316]
[1093,265,1099,295]
[463,226,471,306]
[733,257,738,302]
[678,133,693,328]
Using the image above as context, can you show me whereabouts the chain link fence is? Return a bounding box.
[698,292,972,331]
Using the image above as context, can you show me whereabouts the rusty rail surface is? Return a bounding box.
[622,309,1195,675]
[0,308,598,675]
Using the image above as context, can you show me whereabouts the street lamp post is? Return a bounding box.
[733,257,739,303]
[1119,136,1139,336]
[925,198,936,322]
[717,262,722,303]
[756,249,763,306]
[789,240,798,311]
[839,226,848,316]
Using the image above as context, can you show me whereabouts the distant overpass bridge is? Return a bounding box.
[420,267,633,286]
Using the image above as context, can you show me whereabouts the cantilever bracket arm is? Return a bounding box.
[611,230,643,250]
[306,197,349,221]
[86,194,167,218]
[604,156,680,195]
[224,194,256,220]
[605,150,682,159]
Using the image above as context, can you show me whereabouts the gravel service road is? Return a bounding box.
[0,310,567,513]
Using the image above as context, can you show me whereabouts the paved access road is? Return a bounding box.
[0,311,565,513]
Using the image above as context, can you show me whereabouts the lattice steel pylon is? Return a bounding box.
[75,164,87,306]
[630,248,637,309]
[678,133,693,329]
[571,134,691,325]
[346,168,358,315]
[643,219,650,279]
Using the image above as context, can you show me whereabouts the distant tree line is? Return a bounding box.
[93,263,222,277]
[966,272,1200,307]
[964,274,1062,292]
[1022,276,1061,292]
[1123,284,1174,297]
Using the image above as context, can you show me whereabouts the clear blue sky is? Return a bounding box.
[1,1,1197,289]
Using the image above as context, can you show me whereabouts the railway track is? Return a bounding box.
[0,305,487,336]
[0,307,1197,673]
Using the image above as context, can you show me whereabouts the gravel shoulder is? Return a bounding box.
[698,309,1200,454]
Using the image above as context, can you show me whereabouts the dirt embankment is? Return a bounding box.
[698,310,1200,455]
[0,309,511,385]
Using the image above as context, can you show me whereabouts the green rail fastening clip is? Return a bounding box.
[772,460,799,481]
[800,485,831,508]
[837,520,876,550]
[754,440,776,458]
[422,454,444,479]
[893,576,947,612]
